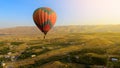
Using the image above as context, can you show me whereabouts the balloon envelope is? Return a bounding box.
[33,7,57,35]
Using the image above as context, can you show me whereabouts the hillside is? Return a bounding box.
[0,25,120,35]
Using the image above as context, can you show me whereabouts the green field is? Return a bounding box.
[0,33,120,68]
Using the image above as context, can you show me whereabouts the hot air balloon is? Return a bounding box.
[33,7,57,39]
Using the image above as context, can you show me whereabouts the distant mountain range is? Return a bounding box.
[0,25,120,35]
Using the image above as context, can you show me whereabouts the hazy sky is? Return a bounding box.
[1,0,120,28]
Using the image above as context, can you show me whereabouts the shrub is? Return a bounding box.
[0,47,10,54]
[11,42,24,46]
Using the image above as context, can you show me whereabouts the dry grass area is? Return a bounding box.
[0,33,120,68]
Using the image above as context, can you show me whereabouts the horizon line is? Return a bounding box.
[1,24,120,29]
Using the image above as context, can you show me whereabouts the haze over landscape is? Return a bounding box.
[1,25,120,35]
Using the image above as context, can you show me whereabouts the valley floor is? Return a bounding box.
[0,33,120,68]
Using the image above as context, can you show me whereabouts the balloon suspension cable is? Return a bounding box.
[44,32,47,39]
[44,35,46,39]
[44,33,47,39]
